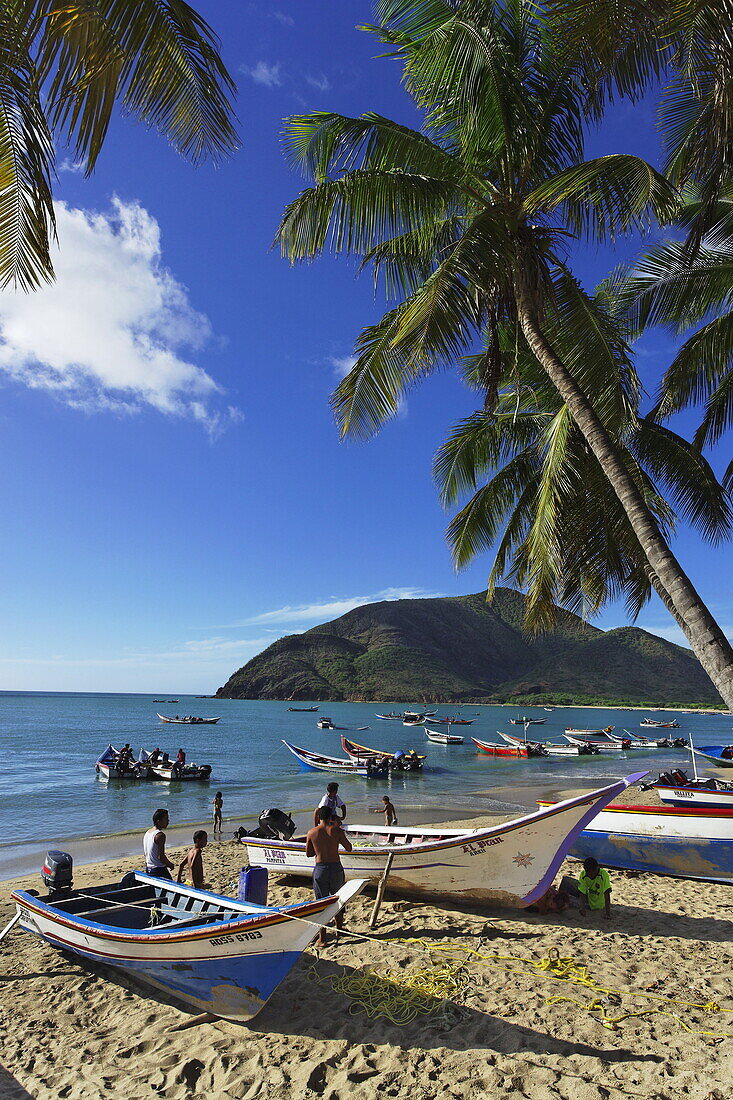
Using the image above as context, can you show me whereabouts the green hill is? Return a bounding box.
[215,589,721,707]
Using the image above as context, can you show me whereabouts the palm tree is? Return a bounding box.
[435,290,732,636]
[0,0,237,290]
[276,0,733,705]
[546,0,733,245]
[611,189,733,483]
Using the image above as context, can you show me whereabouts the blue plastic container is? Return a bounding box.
[238,865,268,906]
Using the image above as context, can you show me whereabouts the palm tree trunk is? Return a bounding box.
[514,271,733,708]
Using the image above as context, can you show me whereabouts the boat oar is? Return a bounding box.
[369,853,395,930]
[0,912,21,942]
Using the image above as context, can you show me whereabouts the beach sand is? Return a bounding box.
[2,812,732,1100]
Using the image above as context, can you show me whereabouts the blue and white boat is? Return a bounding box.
[539,799,733,884]
[693,745,733,767]
[11,872,365,1022]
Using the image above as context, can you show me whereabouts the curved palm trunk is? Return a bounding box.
[514,272,733,708]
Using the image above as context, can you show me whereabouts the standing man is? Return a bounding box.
[143,808,174,880]
[306,808,353,946]
[314,781,346,826]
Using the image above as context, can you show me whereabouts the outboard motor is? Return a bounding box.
[235,809,296,841]
[258,808,296,839]
[42,850,73,896]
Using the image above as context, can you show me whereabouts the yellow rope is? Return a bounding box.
[311,936,733,1038]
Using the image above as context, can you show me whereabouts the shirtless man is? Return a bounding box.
[305,807,353,946]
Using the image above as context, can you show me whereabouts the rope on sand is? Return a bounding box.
[310,935,733,1039]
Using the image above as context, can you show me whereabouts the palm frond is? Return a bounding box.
[0,15,55,288]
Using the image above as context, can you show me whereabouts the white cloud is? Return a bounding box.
[0,199,239,435]
[244,61,283,87]
[306,74,331,93]
[59,157,85,174]
[243,587,447,627]
[273,11,294,27]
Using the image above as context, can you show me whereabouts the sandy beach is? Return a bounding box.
[2,800,733,1100]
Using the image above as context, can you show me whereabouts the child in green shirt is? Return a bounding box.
[578,857,612,919]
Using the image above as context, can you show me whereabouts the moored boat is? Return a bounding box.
[692,745,733,768]
[12,868,365,1022]
[640,718,680,728]
[244,772,647,906]
[564,726,616,736]
[340,736,425,769]
[425,727,464,745]
[96,745,151,780]
[375,713,402,720]
[472,735,547,758]
[499,731,598,756]
[282,741,388,777]
[157,713,221,724]
[431,716,476,725]
[563,733,629,752]
[509,717,546,726]
[139,750,212,782]
[287,706,319,712]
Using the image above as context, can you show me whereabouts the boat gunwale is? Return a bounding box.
[11,873,338,944]
[537,799,733,818]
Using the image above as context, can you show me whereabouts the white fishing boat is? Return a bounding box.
[139,749,212,782]
[425,727,464,745]
[499,732,598,756]
[244,772,646,906]
[96,745,151,780]
[282,741,389,777]
[11,869,365,1022]
[563,733,628,752]
[156,713,221,724]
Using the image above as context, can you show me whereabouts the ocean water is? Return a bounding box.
[1,691,728,859]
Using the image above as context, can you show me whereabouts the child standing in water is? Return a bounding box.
[212,791,223,833]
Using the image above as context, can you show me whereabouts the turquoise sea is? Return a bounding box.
[2,691,729,877]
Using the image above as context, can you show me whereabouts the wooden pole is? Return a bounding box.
[0,912,20,942]
[369,853,394,930]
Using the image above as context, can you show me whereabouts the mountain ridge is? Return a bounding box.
[216,589,721,706]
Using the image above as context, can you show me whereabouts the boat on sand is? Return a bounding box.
[11,870,365,1022]
[244,772,647,906]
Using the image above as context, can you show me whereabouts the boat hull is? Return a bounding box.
[693,747,733,768]
[568,830,733,884]
[245,774,647,907]
[12,875,363,1022]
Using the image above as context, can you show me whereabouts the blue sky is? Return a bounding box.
[0,1,730,693]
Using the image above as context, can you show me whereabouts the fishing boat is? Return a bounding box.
[538,799,733,884]
[693,745,733,767]
[564,726,616,736]
[606,730,686,749]
[11,869,365,1022]
[244,772,647,906]
[563,733,631,752]
[317,717,335,729]
[640,718,680,729]
[340,736,425,769]
[425,727,464,745]
[156,714,221,725]
[430,716,476,725]
[287,706,319,712]
[139,750,212,782]
[649,769,733,809]
[499,732,598,757]
[281,741,388,777]
[472,735,547,758]
[96,745,151,780]
[375,713,403,720]
[509,717,547,726]
[403,717,426,726]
